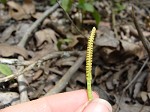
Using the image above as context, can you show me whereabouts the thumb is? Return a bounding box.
[75,98,112,112]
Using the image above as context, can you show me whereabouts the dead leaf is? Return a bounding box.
[0,4,10,25]
[32,12,43,19]
[35,29,57,47]
[113,103,150,112]
[32,12,51,27]
[147,93,150,100]
[106,76,114,90]
[7,1,29,20]
[98,47,124,64]
[69,71,86,89]
[23,0,35,15]
[120,40,145,59]
[15,23,30,43]
[7,0,35,20]
[56,57,77,67]
[147,73,150,92]
[1,25,17,42]
[133,71,148,98]
[122,25,150,38]
[44,74,59,92]
[30,44,56,62]
[95,31,119,48]
[140,91,148,102]
[94,66,102,78]
[32,69,43,81]
[0,92,20,107]
[68,36,79,48]
[96,71,113,84]
[49,68,63,76]
[0,44,28,59]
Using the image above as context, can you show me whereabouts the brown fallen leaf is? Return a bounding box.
[120,40,145,59]
[30,44,56,62]
[56,57,77,67]
[147,73,150,100]
[32,12,51,27]
[35,29,57,47]
[0,44,28,59]
[1,25,17,42]
[95,31,119,48]
[23,0,35,15]
[69,71,86,89]
[121,25,150,38]
[32,69,43,81]
[0,92,20,107]
[133,71,148,98]
[7,0,35,20]
[140,91,148,102]
[113,102,150,112]
[7,1,29,20]
[0,4,10,25]
[32,12,43,19]
[94,66,103,78]
[97,47,124,64]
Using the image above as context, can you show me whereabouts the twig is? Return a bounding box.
[16,2,60,102]
[17,70,29,102]
[123,58,149,92]
[0,58,20,65]
[132,7,150,57]
[48,22,66,39]
[18,2,60,47]
[16,62,29,102]
[111,7,119,39]
[45,52,86,96]
[0,58,31,66]
[56,1,87,38]
[0,51,84,83]
[116,57,149,112]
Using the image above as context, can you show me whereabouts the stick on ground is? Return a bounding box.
[45,52,86,96]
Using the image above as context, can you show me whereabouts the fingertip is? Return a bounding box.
[92,91,99,98]
[83,98,112,112]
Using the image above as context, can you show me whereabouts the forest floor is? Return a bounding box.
[0,0,150,112]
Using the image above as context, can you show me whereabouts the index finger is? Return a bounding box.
[1,90,99,112]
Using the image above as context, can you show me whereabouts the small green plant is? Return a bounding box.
[0,0,7,4]
[50,0,101,26]
[86,27,96,101]
[0,64,12,76]
[113,1,125,13]
[77,0,101,25]
[50,0,57,5]
[61,0,73,12]
[57,38,72,50]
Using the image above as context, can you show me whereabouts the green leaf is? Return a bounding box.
[114,2,125,13]
[79,0,85,5]
[62,0,72,12]
[92,10,101,26]
[57,38,72,50]
[50,0,57,5]
[82,3,94,12]
[0,0,7,4]
[0,64,12,76]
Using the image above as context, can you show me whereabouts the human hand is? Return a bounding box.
[0,90,112,112]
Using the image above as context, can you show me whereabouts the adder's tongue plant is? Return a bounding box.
[86,27,96,101]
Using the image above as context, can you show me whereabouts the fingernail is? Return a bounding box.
[83,98,112,112]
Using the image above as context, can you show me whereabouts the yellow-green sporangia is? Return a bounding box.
[86,27,96,101]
